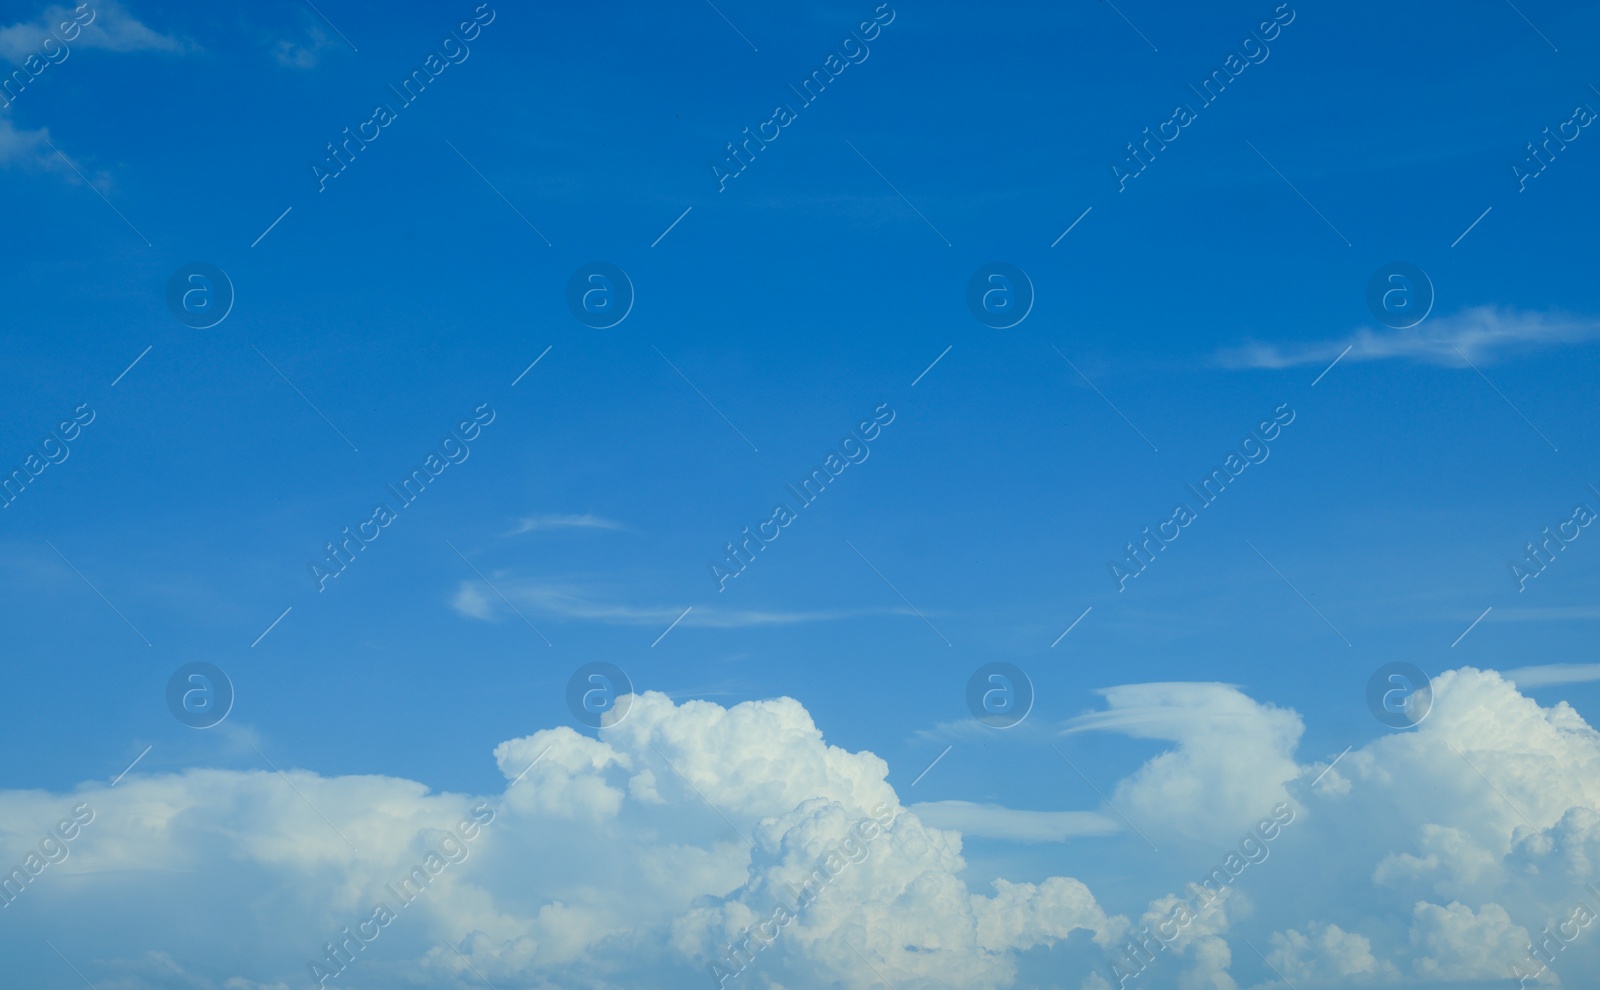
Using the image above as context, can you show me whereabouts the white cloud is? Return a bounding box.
[0,692,1121,990]
[449,579,911,628]
[0,115,54,171]
[1063,682,1304,844]
[1506,663,1600,688]
[1266,921,1399,983]
[1409,900,1530,981]
[0,2,184,62]
[507,513,624,535]
[1216,306,1600,370]
[272,24,335,69]
[5,668,1600,989]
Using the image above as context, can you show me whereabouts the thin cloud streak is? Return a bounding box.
[1216,306,1600,370]
[506,513,625,535]
[451,580,913,629]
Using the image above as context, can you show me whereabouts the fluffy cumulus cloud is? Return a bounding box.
[1064,681,1305,844]
[3,669,1600,989]
[0,693,1117,990]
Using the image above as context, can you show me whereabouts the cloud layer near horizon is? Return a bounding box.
[1,669,1597,989]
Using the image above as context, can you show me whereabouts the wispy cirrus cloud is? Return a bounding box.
[271,23,337,68]
[1503,663,1600,688]
[506,513,624,535]
[0,1,185,62]
[1215,306,1600,369]
[450,579,911,628]
[0,3,187,178]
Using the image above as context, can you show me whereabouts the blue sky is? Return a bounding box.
[4,2,1600,988]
